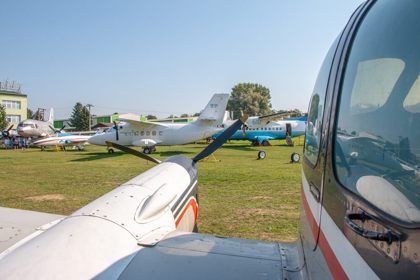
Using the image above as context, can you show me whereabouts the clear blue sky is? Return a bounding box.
[0,0,363,119]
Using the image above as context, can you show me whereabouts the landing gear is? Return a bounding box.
[107,148,114,154]
[143,146,156,154]
[290,152,300,163]
[257,150,266,160]
[261,140,271,146]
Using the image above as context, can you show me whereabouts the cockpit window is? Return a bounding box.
[334,0,420,224]
[304,37,338,166]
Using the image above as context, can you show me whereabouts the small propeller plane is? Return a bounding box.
[0,1,419,279]
[31,126,91,151]
[88,94,229,154]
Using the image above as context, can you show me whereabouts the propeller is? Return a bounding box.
[49,125,66,134]
[106,141,161,164]
[106,115,248,164]
[1,125,13,138]
[113,121,119,141]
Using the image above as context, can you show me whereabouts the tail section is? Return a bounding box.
[197,93,229,125]
[48,108,54,124]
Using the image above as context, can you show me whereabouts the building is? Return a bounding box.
[54,113,146,131]
[0,81,27,129]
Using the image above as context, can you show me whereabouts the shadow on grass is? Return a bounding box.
[158,150,195,157]
[71,152,125,162]
[219,145,255,152]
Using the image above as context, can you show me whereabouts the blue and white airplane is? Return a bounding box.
[213,113,307,146]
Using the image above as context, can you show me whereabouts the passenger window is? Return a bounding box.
[159,131,163,136]
[334,1,420,223]
[146,131,150,136]
[141,131,144,136]
[304,37,338,166]
[152,131,156,136]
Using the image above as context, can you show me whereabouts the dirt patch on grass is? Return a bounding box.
[25,194,65,202]
[249,196,272,200]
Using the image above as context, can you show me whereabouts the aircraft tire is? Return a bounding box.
[143,147,151,154]
[291,152,300,163]
[108,148,114,154]
[257,150,266,160]
[261,140,270,146]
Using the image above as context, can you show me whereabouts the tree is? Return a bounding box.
[27,108,34,119]
[227,83,272,119]
[69,102,90,131]
[0,105,8,130]
[145,114,157,120]
[180,114,189,118]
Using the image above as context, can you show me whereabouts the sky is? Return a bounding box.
[0,0,364,119]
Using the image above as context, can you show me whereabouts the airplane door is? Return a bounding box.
[285,123,292,137]
[319,1,420,279]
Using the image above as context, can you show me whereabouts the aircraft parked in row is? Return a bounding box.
[0,1,418,279]
[214,112,307,146]
[88,94,229,154]
[16,108,57,138]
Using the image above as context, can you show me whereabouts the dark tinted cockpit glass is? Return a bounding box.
[334,0,420,224]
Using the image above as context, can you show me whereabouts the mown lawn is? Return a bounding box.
[0,138,303,242]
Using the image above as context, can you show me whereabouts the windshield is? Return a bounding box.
[334,0,420,224]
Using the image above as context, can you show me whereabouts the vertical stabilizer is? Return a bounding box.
[48,108,54,124]
[197,94,229,125]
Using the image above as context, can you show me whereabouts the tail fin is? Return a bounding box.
[48,108,54,124]
[197,93,229,125]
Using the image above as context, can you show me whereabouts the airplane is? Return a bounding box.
[88,93,229,154]
[31,131,91,151]
[16,108,57,138]
[0,0,419,278]
[213,112,307,146]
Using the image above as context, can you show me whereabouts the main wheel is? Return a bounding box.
[291,152,300,163]
[257,150,266,160]
[108,148,114,154]
[143,147,151,154]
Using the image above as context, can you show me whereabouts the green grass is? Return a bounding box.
[0,138,303,242]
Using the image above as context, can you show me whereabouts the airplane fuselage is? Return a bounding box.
[89,121,221,147]
[16,119,53,138]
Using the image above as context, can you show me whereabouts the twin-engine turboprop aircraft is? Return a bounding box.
[88,94,229,154]
[213,112,307,146]
[32,132,91,151]
[16,108,56,138]
[0,1,419,279]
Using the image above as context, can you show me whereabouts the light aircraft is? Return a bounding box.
[17,108,57,138]
[0,1,419,279]
[213,112,307,146]
[88,93,229,154]
[32,132,91,151]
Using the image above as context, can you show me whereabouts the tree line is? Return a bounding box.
[1,83,303,131]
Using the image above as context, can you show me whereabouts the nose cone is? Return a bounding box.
[17,127,30,137]
[88,133,107,146]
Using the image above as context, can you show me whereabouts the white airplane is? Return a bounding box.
[88,94,229,154]
[17,108,57,138]
[32,132,91,151]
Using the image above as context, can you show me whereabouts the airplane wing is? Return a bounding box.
[0,207,64,254]
[100,231,297,279]
[118,118,170,128]
[258,112,303,124]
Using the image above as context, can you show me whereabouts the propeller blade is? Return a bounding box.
[193,115,248,162]
[6,125,13,132]
[49,125,57,133]
[113,121,119,141]
[105,141,161,164]
[61,125,66,131]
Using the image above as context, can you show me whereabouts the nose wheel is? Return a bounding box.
[143,146,156,154]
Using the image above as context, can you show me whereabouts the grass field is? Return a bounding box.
[0,138,303,242]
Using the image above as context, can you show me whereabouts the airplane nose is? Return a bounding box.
[88,134,106,145]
